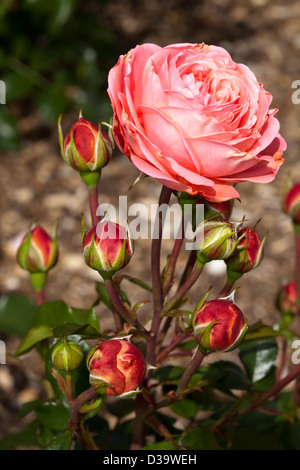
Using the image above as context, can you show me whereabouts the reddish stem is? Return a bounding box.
[89,185,100,227]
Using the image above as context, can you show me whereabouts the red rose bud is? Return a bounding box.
[82,220,133,278]
[195,220,241,264]
[17,224,58,274]
[193,298,247,352]
[276,281,299,317]
[58,113,113,174]
[225,226,266,278]
[283,182,300,226]
[86,339,146,397]
[51,339,84,372]
[196,197,233,221]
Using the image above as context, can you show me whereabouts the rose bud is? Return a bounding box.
[283,182,300,226]
[196,197,233,221]
[193,298,247,352]
[276,281,299,317]
[82,220,133,279]
[51,339,84,372]
[195,220,241,265]
[225,226,266,280]
[17,224,58,274]
[58,113,113,176]
[86,339,146,397]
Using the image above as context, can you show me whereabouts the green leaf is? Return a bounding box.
[95,282,112,309]
[204,360,250,392]
[46,431,73,450]
[0,295,36,338]
[30,301,100,331]
[170,398,198,419]
[0,420,40,450]
[15,324,53,356]
[179,427,221,450]
[34,402,70,430]
[238,338,278,383]
[142,440,177,450]
[243,322,282,343]
[52,322,106,339]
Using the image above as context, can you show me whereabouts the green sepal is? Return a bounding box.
[194,320,219,351]
[191,285,212,326]
[30,272,47,292]
[80,170,101,189]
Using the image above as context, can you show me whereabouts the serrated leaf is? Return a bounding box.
[15,324,53,356]
[46,430,72,450]
[179,427,221,450]
[52,322,106,339]
[238,338,278,383]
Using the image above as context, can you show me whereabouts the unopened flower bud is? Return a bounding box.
[276,281,299,317]
[197,197,233,221]
[17,224,58,274]
[193,298,247,352]
[195,220,240,264]
[58,113,113,175]
[225,226,266,279]
[51,339,84,372]
[86,339,146,397]
[283,182,300,227]
[82,220,133,279]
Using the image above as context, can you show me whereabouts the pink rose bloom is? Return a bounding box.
[108,43,286,202]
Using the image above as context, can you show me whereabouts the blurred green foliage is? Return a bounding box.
[0,0,120,151]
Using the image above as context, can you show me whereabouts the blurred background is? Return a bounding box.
[1,0,300,442]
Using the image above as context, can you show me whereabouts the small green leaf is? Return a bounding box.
[0,295,36,338]
[15,324,53,356]
[142,440,177,450]
[238,338,278,383]
[96,282,112,309]
[170,398,198,419]
[35,402,71,430]
[243,322,282,343]
[179,427,221,450]
[46,430,73,450]
[30,301,100,331]
[52,322,106,339]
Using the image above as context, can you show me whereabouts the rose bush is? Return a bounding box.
[108,43,286,201]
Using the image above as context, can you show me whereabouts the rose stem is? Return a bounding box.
[68,386,99,450]
[146,186,172,367]
[177,346,206,395]
[104,278,135,325]
[156,332,188,364]
[213,362,300,431]
[162,221,184,296]
[89,185,100,227]
[294,227,300,304]
[293,226,300,403]
[163,261,203,314]
[179,249,197,287]
[36,289,45,307]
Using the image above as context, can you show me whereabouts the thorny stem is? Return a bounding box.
[104,278,135,326]
[147,186,172,367]
[212,362,300,431]
[179,249,197,287]
[177,346,206,395]
[163,262,203,314]
[162,224,184,296]
[68,386,99,450]
[156,332,189,364]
